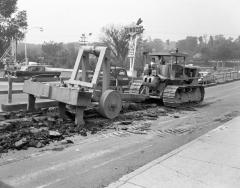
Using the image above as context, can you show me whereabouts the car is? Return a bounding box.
[10,63,61,79]
[110,66,131,88]
[85,66,131,92]
[198,71,215,84]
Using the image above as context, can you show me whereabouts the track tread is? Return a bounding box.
[163,85,204,107]
[129,80,142,94]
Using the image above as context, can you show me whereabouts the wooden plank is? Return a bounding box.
[81,46,104,55]
[58,102,67,118]
[23,80,92,106]
[23,80,50,98]
[66,46,110,93]
[121,93,148,102]
[27,94,36,111]
[70,48,83,81]
[102,56,110,93]
[81,53,89,82]
[65,80,93,88]
[75,106,85,126]
[50,86,92,106]
[91,47,107,88]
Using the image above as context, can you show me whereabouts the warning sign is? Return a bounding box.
[128,41,135,58]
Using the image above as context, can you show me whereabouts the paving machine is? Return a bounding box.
[130,50,205,107]
[22,45,146,126]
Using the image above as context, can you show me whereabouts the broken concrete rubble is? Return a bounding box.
[49,130,62,137]
[15,138,28,149]
[0,103,182,153]
[0,113,10,121]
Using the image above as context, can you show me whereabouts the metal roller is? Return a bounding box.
[99,90,122,119]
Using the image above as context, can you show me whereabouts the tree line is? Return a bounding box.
[1,0,240,70]
[176,35,240,61]
[15,28,240,72]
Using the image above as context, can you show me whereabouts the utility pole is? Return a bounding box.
[79,33,92,46]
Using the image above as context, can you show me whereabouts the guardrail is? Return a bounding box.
[201,71,240,85]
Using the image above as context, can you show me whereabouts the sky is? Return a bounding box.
[17,0,240,44]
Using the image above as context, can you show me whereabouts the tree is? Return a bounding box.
[100,25,129,67]
[208,35,214,47]
[42,41,78,68]
[42,41,62,57]
[198,36,203,46]
[176,36,198,55]
[0,0,17,18]
[143,38,165,52]
[42,41,64,66]
[64,43,78,68]
[0,0,27,57]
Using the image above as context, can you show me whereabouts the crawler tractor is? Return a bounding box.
[130,50,205,107]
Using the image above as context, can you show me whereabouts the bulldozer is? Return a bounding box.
[130,49,205,107]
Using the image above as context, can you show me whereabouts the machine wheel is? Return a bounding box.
[99,90,122,119]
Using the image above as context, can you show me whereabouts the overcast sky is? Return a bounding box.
[17,0,240,44]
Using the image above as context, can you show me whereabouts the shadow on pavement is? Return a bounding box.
[0,181,14,188]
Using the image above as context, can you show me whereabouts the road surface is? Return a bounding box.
[1,81,240,188]
[0,81,23,90]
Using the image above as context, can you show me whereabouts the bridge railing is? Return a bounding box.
[202,71,240,85]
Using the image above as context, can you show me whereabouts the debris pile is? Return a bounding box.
[0,111,87,153]
[0,103,178,153]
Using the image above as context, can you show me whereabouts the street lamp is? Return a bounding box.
[24,26,44,64]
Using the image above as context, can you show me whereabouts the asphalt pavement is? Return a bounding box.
[108,116,240,188]
[0,80,240,188]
